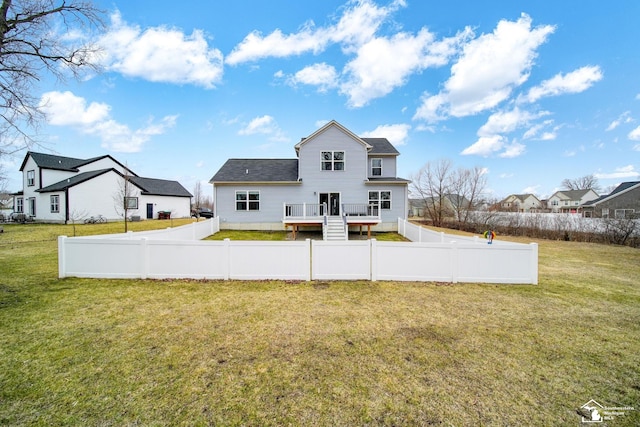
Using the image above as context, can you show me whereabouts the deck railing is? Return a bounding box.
[283,203,326,219]
[342,203,380,219]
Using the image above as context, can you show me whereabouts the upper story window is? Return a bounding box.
[236,191,260,211]
[321,151,344,171]
[27,170,35,186]
[371,158,382,176]
[551,200,558,206]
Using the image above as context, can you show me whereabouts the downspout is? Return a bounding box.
[65,189,70,224]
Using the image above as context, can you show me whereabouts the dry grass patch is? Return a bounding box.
[0,223,639,425]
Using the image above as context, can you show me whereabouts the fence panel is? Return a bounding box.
[373,241,453,282]
[228,240,311,281]
[60,238,144,278]
[146,240,228,280]
[312,240,370,280]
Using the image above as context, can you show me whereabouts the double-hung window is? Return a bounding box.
[369,191,391,210]
[27,170,35,186]
[16,197,23,213]
[321,151,345,171]
[371,158,382,176]
[236,191,260,211]
[50,195,60,213]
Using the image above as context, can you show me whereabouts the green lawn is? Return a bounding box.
[0,221,638,426]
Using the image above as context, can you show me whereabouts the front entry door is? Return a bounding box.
[319,193,340,216]
[146,203,154,219]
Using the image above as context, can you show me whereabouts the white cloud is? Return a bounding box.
[499,141,526,158]
[98,11,223,88]
[226,0,403,65]
[40,91,110,126]
[461,135,506,157]
[227,0,467,107]
[415,14,554,122]
[606,111,633,131]
[521,65,603,103]
[39,91,176,153]
[342,28,472,107]
[238,115,288,142]
[477,107,547,137]
[360,123,411,146]
[290,63,338,92]
[594,165,639,180]
[627,125,640,141]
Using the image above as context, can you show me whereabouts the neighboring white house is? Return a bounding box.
[15,152,192,223]
[547,189,599,213]
[500,193,542,212]
[210,120,410,235]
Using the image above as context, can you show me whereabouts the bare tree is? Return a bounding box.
[0,0,103,171]
[113,168,137,233]
[410,159,453,227]
[561,174,601,193]
[449,166,487,227]
[193,181,203,210]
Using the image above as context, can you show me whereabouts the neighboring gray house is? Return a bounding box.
[210,120,410,237]
[15,151,192,223]
[581,181,640,218]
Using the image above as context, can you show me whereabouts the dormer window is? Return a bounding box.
[371,158,382,176]
[321,151,344,171]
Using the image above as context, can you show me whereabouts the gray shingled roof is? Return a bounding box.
[37,169,113,192]
[583,181,640,206]
[36,169,191,198]
[130,176,192,197]
[20,151,137,176]
[362,138,399,155]
[210,159,299,182]
[22,152,87,172]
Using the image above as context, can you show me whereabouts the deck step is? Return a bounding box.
[323,217,347,241]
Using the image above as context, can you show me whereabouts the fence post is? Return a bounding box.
[141,237,148,279]
[305,239,312,281]
[530,243,539,285]
[450,241,458,283]
[224,238,230,280]
[370,238,377,281]
[58,236,67,278]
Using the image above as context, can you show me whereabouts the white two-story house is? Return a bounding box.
[210,121,410,238]
[547,189,599,213]
[15,152,192,223]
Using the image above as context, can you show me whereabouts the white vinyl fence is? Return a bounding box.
[58,217,538,284]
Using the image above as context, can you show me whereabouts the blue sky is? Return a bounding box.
[5,0,640,199]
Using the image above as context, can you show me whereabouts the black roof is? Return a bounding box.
[37,169,113,192]
[130,176,192,197]
[210,159,299,183]
[20,151,136,176]
[362,138,399,155]
[36,168,191,198]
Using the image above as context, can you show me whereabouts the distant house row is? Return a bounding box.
[499,183,640,218]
